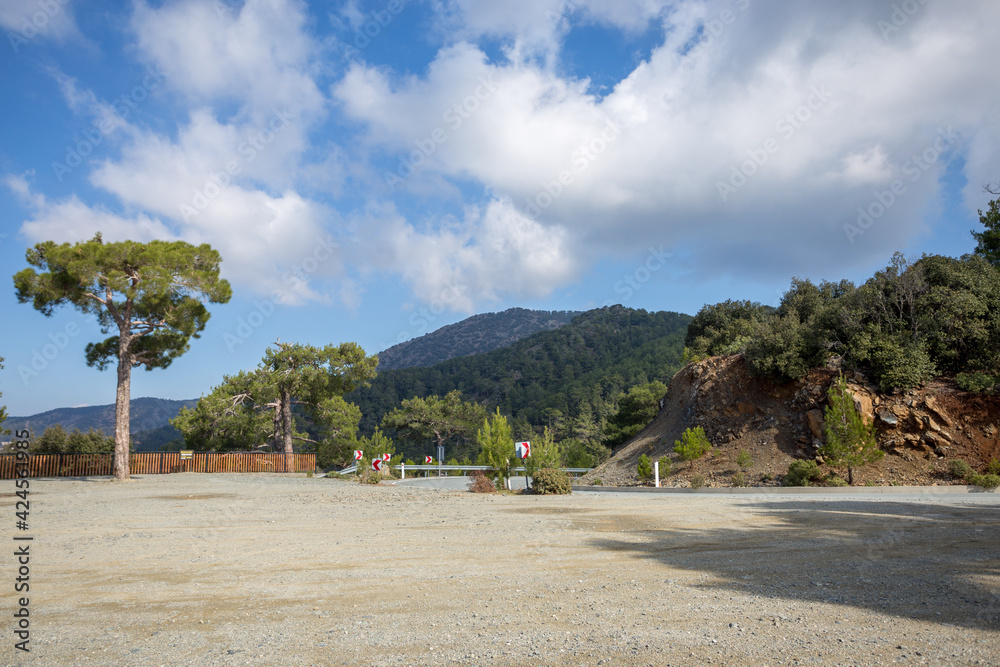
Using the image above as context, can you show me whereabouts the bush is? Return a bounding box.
[956,372,998,394]
[731,472,748,487]
[949,459,973,479]
[591,477,602,486]
[637,454,653,480]
[532,468,572,495]
[467,470,496,493]
[689,474,705,489]
[784,460,823,486]
[358,469,383,485]
[658,455,671,477]
[968,473,1000,490]
[826,475,848,487]
[736,450,752,470]
[674,427,712,462]
[987,459,1000,476]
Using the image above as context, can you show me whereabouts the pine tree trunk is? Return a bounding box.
[280,387,294,472]
[113,337,132,481]
[848,466,854,485]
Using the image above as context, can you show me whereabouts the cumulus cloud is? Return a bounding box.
[1,0,79,44]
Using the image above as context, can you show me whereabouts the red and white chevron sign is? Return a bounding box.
[425,456,433,464]
[382,453,391,462]
[516,441,530,458]
[372,459,383,472]
[354,450,363,460]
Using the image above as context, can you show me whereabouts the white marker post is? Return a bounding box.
[655,461,660,488]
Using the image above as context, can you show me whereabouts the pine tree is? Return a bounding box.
[820,375,883,484]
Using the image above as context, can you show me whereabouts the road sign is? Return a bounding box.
[516,441,530,459]
[354,450,363,460]
[179,450,193,460]
[372,459,383,472]
[382,453,391,462]
[425,455,433,464]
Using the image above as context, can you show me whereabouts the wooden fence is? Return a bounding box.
[0,452,316,479]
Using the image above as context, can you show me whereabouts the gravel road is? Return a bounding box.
[3,474,999,666]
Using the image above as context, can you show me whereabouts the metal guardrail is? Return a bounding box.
[330,464,592,477]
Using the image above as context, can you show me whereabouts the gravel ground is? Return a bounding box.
[3,473,999,666]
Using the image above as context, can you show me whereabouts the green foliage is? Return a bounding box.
[13,234,232,479]
[356,427,394,469]
[735,449,752,470]
[968,473,1000,490]
[315,396,363,469]
[673,427,711,462]
[381,390,487,462]
[689,474,705,489]
[986,459,1000,476]
[972,197,1000,267]
[825,475,848,487]
[32,425,116,454]
[0,356,7,435]
[531,468,572,494]
[731,472,748,487]
[604,381,668,449]
[784,460,822,486]
[821,375,883,483]
[956,372,998,394]
[685,299,774,358]
[851,331,936,393]
[657,455,671,477]
[949,459,973,479]
[636,454,653,480]
[476,408,515,490]
[524,427,561,480]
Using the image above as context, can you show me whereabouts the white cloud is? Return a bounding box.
[0,0,79,44]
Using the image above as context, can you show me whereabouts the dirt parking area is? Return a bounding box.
[3,474,999,666]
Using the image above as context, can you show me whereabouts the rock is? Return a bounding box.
[806,409,825,439]
[923,416,941,433]
[844,389,875,425]
[923,396,954,428]
[878,410,899,426]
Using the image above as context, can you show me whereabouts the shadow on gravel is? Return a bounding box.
[589,500,1000,631]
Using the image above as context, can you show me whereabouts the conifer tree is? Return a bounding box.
[820,375,883,484]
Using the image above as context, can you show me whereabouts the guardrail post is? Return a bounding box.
[401,463,405,480]
[655,461,660,488]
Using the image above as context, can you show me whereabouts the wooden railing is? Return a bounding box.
[0,452,316,479]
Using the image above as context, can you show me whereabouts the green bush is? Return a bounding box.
[956,372,998,394]
[731,472,748,487]
[949,459,972,479]
[690,474,705,489]
[532,468,572,495]
[784,460,823,486]
[968,473,1000,490]
[826,475,848,487]
[986,459,1000,476]
[674,427,712,462]
[591,477,602,486]
[736,449,752,470]
[658,455,671,477]
[637,454,653,480]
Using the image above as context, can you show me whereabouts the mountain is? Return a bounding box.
[5,397,197,449]
[351,305,691,443]
[376,307,580,370]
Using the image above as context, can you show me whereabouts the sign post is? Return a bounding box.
[436,445,444,477]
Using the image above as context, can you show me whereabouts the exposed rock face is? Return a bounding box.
[585,354,1000,487]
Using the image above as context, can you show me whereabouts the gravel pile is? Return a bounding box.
[4,473,999,666]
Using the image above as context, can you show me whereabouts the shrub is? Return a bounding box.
[826,475,848,487]
[731,472,748,487]
[674,427,712,462]
[658,455,671,477]
[821,375,883,484]
[467,470,496,493]
[690,474,706,489]
[949,459,973,479]
[987,459,1000,476]
[637,454,653,480]
[358,469,383,485]
[591,477,603,486]
[956,372,998,394]
[532,468,572,495]
[305,471,314,478]
[736,449,752,470]
[968,473,1000,490]
[784,460,823,486]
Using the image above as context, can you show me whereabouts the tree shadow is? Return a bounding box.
[589,500,1000,631]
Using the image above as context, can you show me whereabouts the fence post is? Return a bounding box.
[400,463,405,480]
[655,461,660,488]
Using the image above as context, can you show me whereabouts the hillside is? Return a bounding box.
[351,305,691,441]
[6,397,197,450]
[588,355,1000,487]
[376,307,580,370]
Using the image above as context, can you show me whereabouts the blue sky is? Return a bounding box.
[1,0,998,417]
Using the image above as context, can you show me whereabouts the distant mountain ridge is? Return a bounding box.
[376,307,581,370]
[6,397,196,449]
